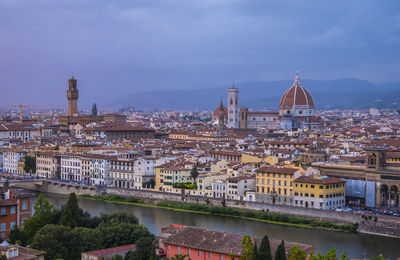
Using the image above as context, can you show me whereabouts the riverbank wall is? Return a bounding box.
[104,188,400,238]
[10,179,400,238]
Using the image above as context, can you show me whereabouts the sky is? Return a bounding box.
[1,0,400,107]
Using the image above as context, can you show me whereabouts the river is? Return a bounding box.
[40,193,400,259]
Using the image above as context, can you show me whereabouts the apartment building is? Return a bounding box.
[0,189,33,240]
[255,166,302,205]
[3,150,25,174]
[61,154,82,182]
[293,175,346,209]
[36,152,61,179]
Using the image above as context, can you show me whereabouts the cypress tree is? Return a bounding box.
[274,240,286,260]
[253,241,258,259]
[257,235,272,260]
[59,193,81,228]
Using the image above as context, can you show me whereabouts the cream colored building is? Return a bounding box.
[36,152,61,179]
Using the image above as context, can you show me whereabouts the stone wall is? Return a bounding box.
[105,187,360,223]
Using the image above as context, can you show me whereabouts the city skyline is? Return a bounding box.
[1,0,400,106]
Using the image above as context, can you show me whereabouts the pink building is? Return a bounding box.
[159,224,313,260]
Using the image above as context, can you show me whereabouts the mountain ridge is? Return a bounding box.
[106,78,400,110]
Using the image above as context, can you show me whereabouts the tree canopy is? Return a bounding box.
[257,235,272,260]
[59,193,81,228]
[274,240,286,260]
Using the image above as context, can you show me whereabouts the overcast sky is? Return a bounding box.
[1,0,400,107]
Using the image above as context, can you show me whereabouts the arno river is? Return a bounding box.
[41,193,400,259]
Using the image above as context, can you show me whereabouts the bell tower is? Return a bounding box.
[366,148,387,170]
[218,98,226,130]
[228,82,239,128]
[67,75,79,117]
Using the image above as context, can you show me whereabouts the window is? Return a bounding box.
[198,250,201,256]
[177,246,181,253]
[0,223,5,231]
[22,200,27,210]
[0,207,5,215]
[10,222,15,229]
[188,249,191,255]
[220,254,224,260]
[209,252,212,259]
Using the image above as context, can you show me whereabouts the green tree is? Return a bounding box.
[257,235,272,260]
[326,248,337,260]
[340,251,348,260]
[288,245,306,260]
[22,194,59,244]
[99,212,139,227]
[9,226,26,245]
[124,236,154,260]
[100,223,153,248]
[371,254,384,260]
[31,224,70,260]
[253,241,258,259]
[23,155,36,173]
[274,240,286,260]
[169,255,191,260]
[190,165,199,182]
[59,193,81,228]
[63,227,103,260]
[240,235,254,260]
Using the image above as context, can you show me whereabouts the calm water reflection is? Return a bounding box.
[41,193,400,259]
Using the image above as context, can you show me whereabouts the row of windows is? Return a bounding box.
[295,192,345,198]
[257,179,293,187]
[294,199,345,207]
[0,206,16,215]
[295,183,345,189]
[169,245,223,259]
[0,222,16,231]
[257,172,294,179]
[256,186,293,195]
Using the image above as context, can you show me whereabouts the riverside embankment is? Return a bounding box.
[40,192,400,259]
[8,177,400,239]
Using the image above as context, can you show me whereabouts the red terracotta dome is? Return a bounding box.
[213,100,228,117]
[280,72,314,108]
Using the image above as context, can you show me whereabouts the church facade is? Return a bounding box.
[213,72,320,130]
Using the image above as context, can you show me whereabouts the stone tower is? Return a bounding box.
[366,148,387,170]
[218,98,226,130]
[67,76,79,117]
[239,107,248,129]
[227,84,239,128]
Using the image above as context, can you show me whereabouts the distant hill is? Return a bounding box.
[107,79,400,110]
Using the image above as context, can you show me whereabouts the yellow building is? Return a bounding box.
[155,163,193,192]
[241,154,279,165]
[293,175,346,209]
[255,166,301,205]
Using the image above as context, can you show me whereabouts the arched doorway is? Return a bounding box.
[381,185,389,207]
[389,186,399,207]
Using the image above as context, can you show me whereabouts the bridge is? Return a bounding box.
[0,173,97,195]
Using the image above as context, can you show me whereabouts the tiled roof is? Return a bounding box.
[163,225,313,257]
[294,175,346,184]
[84,244,136,257]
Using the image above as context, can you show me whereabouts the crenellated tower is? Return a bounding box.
[67,75,79,117]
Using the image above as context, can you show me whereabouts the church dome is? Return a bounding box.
[280,72,314,109]
[213,100,227,117]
